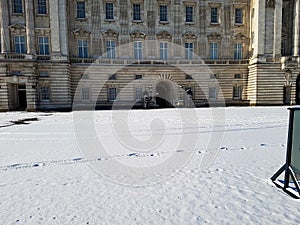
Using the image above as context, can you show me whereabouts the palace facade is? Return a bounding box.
[0,0,300,111]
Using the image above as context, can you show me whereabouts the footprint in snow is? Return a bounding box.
[128,153,139,157]
[260,144,267,147]
[220,147,228,151]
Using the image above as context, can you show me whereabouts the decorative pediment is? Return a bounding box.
[130,31,146,39]
[9,23,26,33]
[157,31,172,40]
[232,32,248,40]
[207,32,222,40]
[35,28,51,36]
[72,28,91,37]
[183,31,197,40]
[103,29,119,39]
[157,0,171,4]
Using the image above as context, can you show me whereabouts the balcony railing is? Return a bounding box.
[3,53,26,59]
[70,58,249,65]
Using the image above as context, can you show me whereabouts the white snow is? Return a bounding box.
[0,106,299,225]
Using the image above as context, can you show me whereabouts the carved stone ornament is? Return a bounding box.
[207,32,222,40]
[284,70,292,85]
[157,31,172,40]
[183,31,197,40]
[9,24,26,34]
[266,0,275,8]
[35,28,51,36]
[130,31,146,39]
[72,28,91,37]
[232,32,248,40]
[103,29,119,39]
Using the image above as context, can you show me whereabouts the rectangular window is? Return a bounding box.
[235,8,243,24]
[209,86,218,100]
[78,40,88,58]
[106,40,116,59]
[38,0,47,15]
[15,36,26,54]
[13,0,23,14]
[234,74,241,79]
[186,6,193,23]
[133,4,141,21]
[38,37,49,55]
[210,42,218,59]
[135,75,142,80]
[233,85,242,100]
[135,87,143,101]
[160,42,168,60]
[109,88,117,101]
[185,42,194,59]
[77,1,86,19]
[234,43,243,59]
[134,41,143,60]
[211,8,218,23]
[82,88,90,101]
[160,5,168,22]
[105,2,114,20]
[40,86,50,101]
[39,71,48,77]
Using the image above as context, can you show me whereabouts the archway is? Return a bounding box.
[297,75,300,105]
[155,81,174,108]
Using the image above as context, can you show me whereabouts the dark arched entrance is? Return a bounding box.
[155,81,174,108]
[297,75,300,105]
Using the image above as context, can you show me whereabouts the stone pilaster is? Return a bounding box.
[49,0,61,54]
[25,0,36,55]
[58,0,68,56]
[294,0,300,56]
[0,0,11,53]
[273,0,282,57]
[252,0,266,57]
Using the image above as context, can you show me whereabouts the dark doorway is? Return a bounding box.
[17,84,27,110]
[155,81,174,108]
[283,86,291,105]
[297,75,300,105]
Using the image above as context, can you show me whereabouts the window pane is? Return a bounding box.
[15,36,26,54]
[211,8,218,23]
[160,5,168,22]
[209,87,217,100]
[135,87,143,101]
[210,43,218,59]
[38,0,47,15]
[109,88,117,101]
[40,86,50,101]
[186,6,193,23]
[133,4,141,21]
[106,3,114,20]
[82,88,90,101]
[134,41,142,59]
[185,42,193,59]
[78,40,88,58]
[106,41,116,59]
[234,43,242,59]
[77,2,86,19]
[39,37,49,55]
[160,42,168,60]
[14,0,23,13]
[235,8,243,24]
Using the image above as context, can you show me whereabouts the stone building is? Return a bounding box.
[0,0,299,111]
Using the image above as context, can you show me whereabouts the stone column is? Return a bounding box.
[294,0,300,56]
[25,0,36,55]
[253,0,266,57]
[0,0,11,53]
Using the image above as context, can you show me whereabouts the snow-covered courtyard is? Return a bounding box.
[0,106,299,225]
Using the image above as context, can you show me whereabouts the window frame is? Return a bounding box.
[108,87,117,102]
[185,42,194,59]
[14,35,26,54]
[209,86,218,100]
[234,43,243,60]
[81,87,90,101]
[105,2,114,20]
[159,5,168,23]
[37,0,47,15]
[235,8,243,24]
[185,6,193,23]
[133,3,141,21]
[106,40,116,59]
[77,39,88,58]
[210,7,219,24]
[13,0,23,14]
[38,36,50,55]
[160,42,168,60]
[40,85,50,102]
[232,84,243,100]
[134,41,143,60]
[76,1,86,19]
[135,87,143,101]
[210,42,218,59]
